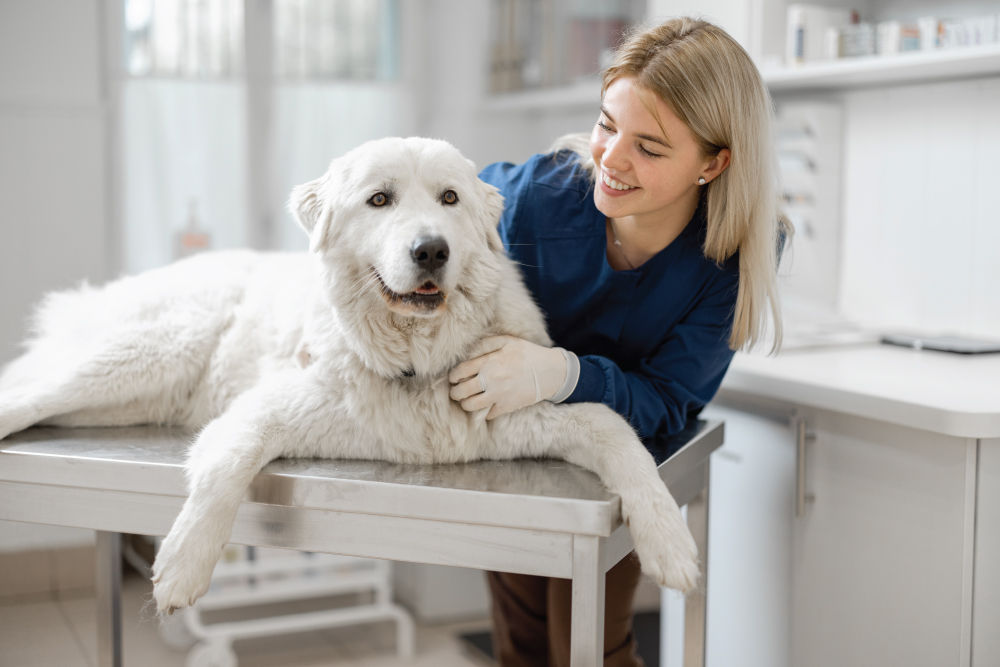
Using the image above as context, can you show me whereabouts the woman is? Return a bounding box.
[449,17,786,667]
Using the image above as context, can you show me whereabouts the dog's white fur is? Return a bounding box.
[0,137,698,612]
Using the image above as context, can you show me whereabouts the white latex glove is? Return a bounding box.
[448,335,579,420]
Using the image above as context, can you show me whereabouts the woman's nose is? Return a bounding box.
[602,135,628,171]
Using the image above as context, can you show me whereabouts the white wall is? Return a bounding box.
[837,77,1000,338]
[0,0,111,364]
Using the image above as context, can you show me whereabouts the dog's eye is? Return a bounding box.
[368,192,391,207]
[441,190,459,205]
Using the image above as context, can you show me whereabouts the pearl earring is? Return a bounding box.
[698,177,707,185]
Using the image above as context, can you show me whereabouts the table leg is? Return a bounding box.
[95,531,123,667]
[683,462,711,667]
[571,534,605,667]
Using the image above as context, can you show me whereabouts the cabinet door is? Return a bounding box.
[974,438,1000,667]
[700,404,795,667]
[793,411,975,667]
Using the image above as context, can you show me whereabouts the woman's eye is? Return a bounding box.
[441,189,459,205]
[597,120,614,133]
[368,192,390,207]
[639,144,663,158]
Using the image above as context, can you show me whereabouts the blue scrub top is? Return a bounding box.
[479,150,740,447]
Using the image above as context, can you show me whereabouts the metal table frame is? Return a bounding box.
[0,420,721,667]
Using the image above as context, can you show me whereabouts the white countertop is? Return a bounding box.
[720,343,1000,438]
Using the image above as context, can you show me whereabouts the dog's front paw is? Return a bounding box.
[151,533,217,614]
[633,517,699,593]
[625,494,700,593]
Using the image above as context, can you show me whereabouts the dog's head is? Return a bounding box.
[289,137,506,320]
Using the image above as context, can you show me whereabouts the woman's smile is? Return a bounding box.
[599,170,639,195]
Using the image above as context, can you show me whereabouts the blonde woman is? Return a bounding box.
[449,17,785,666]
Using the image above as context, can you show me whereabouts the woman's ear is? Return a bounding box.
[700,148,732,184]
[288,171,334,253]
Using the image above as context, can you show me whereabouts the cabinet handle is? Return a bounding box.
[796,419,816,518]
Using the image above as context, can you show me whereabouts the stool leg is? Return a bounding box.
[571,534,605,667]
[683,463,711,667]
[96,531,123,667]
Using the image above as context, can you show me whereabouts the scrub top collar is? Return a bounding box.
[593,192,708,278]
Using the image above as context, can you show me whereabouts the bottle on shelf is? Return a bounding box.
[175,198,212,259]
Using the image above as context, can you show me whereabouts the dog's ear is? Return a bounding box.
[479,181,506,254]
[289,174,334,253]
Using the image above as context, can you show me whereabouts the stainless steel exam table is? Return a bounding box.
[0,419,721,667]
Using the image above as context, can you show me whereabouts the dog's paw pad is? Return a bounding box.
[152,570,211,614]
[637,543,700,593]
[627,497,700,593]
[151,549,214,614]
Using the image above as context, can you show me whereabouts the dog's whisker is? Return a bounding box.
[345,272,383,300]
[349,273,377,293]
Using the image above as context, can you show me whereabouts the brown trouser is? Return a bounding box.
[487,551,645,667]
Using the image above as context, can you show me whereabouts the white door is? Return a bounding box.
[662,403,795,667]
[974,437,1000,667]
[792,410,974,667]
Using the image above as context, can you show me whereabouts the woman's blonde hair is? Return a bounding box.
[554,17,787,352]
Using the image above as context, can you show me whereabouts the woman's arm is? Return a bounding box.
[566,273,738,441]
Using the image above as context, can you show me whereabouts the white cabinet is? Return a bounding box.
[703,404,795,667]
[717,345,1000,667]
[707,387,990,667]
[661,402,795,667]
[792,409,976,667]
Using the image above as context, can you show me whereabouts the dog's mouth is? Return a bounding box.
[371,269,447,313]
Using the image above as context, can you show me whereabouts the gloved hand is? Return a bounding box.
[448,335,579,420]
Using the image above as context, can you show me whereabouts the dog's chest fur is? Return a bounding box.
[296,349,491,465]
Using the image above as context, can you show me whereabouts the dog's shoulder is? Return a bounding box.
[487,257,552,347]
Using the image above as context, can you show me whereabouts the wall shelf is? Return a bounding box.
[482,78,601,113]
[483,43,1000,111]
[763,43,1000,92]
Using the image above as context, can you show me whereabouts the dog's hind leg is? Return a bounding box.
[494,403,700,593]
[150,369,337,613]
[0,322,215,440]
[0,345,107,440]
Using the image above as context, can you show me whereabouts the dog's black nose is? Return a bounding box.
[410,236,449,272]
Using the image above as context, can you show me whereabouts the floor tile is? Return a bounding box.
[0,596,90,667]
[58,575,185,667]
[7,568,493,667]
[327,618,491,667]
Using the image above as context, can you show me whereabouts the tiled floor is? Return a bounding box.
[0,572,492,667]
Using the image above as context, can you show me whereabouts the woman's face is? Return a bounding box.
[589,77,719,226]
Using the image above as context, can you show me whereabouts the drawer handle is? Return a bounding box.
[796,419,816,518]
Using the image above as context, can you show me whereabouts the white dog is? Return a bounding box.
[0,137,698,613]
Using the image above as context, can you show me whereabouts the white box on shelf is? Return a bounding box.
[840,22,876,58]
[876,21,901,56]
[786,4,852,65]
[918,16,941,50]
